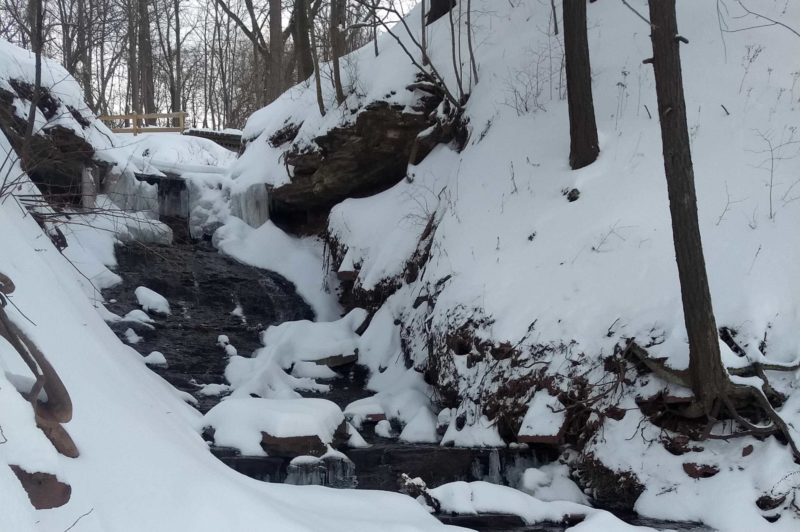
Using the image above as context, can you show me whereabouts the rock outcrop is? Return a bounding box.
[269,102,433,233]
[0,83,97,206]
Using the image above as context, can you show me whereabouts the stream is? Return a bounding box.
[103,240,709,532]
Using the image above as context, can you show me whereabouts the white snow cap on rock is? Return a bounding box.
[399,407,439,444]
[203,397,344,456]
[134,286,171,315]
[259,308,367,367]
[428,481,652,531]
[143,351,168,367]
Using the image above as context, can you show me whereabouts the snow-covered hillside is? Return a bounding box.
[226,0,800,529]
[0,40,460,532]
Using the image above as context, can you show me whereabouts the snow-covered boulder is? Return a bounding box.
[134,286,171,315]
[203,398,346,457]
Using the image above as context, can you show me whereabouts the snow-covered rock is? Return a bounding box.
[143,351,168,367]
[399,407,439,444]
[134,286,171,315]
[203,397,345,456]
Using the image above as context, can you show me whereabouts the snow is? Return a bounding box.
[518,390,566,440]
[346,423,370,449]
[110,132,237,171]
[292,361,339,379]
[375,420,394,439]
[123,309,155,325]
[441,415,506,448]
[222,310,368,399]
[197,383,231,397]
[202,397,344,456]
[124,327,142,344]
[520,464,590,506]
[218,336,239,357]
[259,308,366,366]
[134,286,171,315]
[143,351,168,367]
[427,481,653,531]
[400,407,440,444]
[346,388,432,430]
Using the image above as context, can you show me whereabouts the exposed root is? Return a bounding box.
[628,340,800,462]
[0,274,77,458]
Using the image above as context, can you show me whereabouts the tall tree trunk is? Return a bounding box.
[648,0,727,412]
[309,12,325,116]
[173,0,182,124]
[76,0,94,110]
[127,0,140,118]
[330,0,345,104]
[563,0,599,169]
[372,0,379,57]
[138,0,156,124]
[293,0,314,80]
[420,0,428,65]
[268,0,283,101]
[24,0,43,146]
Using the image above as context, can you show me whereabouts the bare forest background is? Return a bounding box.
[0,0,426,129]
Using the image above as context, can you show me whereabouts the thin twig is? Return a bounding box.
[63,508,94,532]
[620,0,651,26]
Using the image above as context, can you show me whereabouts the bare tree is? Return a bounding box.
[292,0,313,79]
[563,0,598,169]
[647,0,726,413]
[268,0,282,100]
[330,0,345,104]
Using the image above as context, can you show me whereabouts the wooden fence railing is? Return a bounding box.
[97,111,188,135]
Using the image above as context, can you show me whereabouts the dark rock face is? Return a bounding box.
[270,102,433,233]
[347,444,545,492]
[0,83,97,207]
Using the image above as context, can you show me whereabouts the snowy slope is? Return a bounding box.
[230,0,800,529]
[0,41,461,532]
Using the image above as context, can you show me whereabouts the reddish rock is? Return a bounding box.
[260,421,349,457]
[10,465,71,509]
[682,462,719,479]
[261,432,327,457]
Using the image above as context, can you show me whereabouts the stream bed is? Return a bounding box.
[103,240,709,532]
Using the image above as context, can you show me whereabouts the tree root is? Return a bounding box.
[627,340,800,462]
[0,274,77,458]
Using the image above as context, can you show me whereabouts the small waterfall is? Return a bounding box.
[470,447,541,487]
[285,454,357,488]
